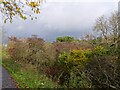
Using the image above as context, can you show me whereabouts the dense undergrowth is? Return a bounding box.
[2,35,119,89]
[1,11,120,88]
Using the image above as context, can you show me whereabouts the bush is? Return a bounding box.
[93,46,107,56]
[84,46,119,88]
[52,49,92,87]
[56,36,75,42]
[69,71,90,88]
[59,49,90,67]
[6,36,120,88]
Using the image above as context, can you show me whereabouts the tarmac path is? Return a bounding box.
[1,65,17,89]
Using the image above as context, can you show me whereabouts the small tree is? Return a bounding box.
[56,36,75,42]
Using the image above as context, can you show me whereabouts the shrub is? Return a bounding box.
[69,71,90,88]
[84,46,120,88]
[93,46,107,56]
[53,49,92,86]
[7,36,45,67]
[56,36,74,42]
[6,36,119,88]
[59,49,90,67]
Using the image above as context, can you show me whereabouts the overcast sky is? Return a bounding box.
[3,0,118,42]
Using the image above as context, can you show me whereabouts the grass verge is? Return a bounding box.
[2,58,59,88]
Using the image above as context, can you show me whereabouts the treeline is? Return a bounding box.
[6,11,120,88]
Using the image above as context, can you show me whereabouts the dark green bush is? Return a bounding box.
[56,36,75,42]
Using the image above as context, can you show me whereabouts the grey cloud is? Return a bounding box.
[4,2,117,42]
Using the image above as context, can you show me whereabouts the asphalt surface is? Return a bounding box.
[0,65,2,90]
[1,65,17,89]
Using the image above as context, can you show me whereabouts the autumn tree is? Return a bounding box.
[0,0,43,23]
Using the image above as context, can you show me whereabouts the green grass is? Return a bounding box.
[1,46,59,88]
[2,59,59,88]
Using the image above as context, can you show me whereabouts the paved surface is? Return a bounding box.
[1,65,17,89]
[0,65,2,89]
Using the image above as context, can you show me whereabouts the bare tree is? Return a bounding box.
[118,2,120,59]
[94,15,110,45]
[109,12,119,49]
[93,12,119,49]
